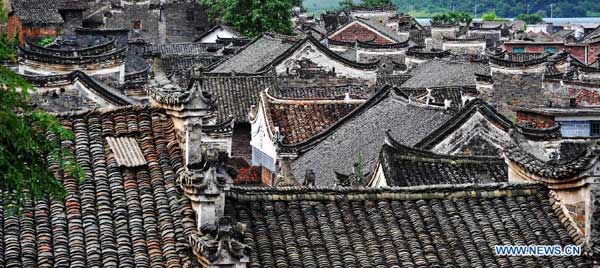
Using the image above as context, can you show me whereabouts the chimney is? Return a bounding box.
[178,147,232,228]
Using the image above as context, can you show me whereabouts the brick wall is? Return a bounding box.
[589,43,600,64]
[8,15,60,43]
[330,23,394,45]
[566,45,586,62]
[516,111,555,128]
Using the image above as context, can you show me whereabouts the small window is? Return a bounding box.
[592,121,600,136]
[133,20,142,30]
[544,47,557,54]
[512,47,525,53]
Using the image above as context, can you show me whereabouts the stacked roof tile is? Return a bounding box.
[0,106,198,268]
[225,183,587,267]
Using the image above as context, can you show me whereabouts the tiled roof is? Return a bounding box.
[0,106,198,268]
[12,0,85,25]
[161,55,223,75]
[402,59,490,88]
[504,142,598,180]
[25,71,138,112]
[262,93,363,144]
[273,78,375,99]
[402,86,479,109]
[14,8,64,25]
[145,42,224,57]
[210,34,297,73]
[225,183,587,267]
[286,87,454,185]
[378,133,507,187]
[376,74,412,88]
[193,74,277,123]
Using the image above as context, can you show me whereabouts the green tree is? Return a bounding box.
[482,10,498,21]
[432,11,472,25]
[0,66,82,213]
[201,0,294,38]
[515,13,544,24]
[360,0,393,8]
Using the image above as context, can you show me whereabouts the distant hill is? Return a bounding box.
[303,0,600,18]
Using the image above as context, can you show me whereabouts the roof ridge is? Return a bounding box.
[228,182,545,201]
[54,104,161,118]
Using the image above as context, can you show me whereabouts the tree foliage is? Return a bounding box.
[338,0,395,10]
[482,10,498,21]
[339,0,354,10]
[0,66,82,213]
[431,11,472,25]
[515,13,544,24]
[0,32,18,63]
[360,0,393,8]
[201,0,294,38]
[310,0,600,18]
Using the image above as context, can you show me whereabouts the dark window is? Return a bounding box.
[592,121,600,136]
[570,98,577,107]
[512,47,525,53]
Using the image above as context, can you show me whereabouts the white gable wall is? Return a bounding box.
[274,41,378,80]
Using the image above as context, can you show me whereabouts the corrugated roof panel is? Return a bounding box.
[106,136,147,167]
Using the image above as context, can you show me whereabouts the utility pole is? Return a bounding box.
[474,4,479,18]
[550,4,554,19]
[526,4,531,14]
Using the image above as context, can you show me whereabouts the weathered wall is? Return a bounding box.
[430,112,510,157]
[442,42,486,55]
[486,73,546,116]
[7,16,60,43]
[231,123,251,161]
